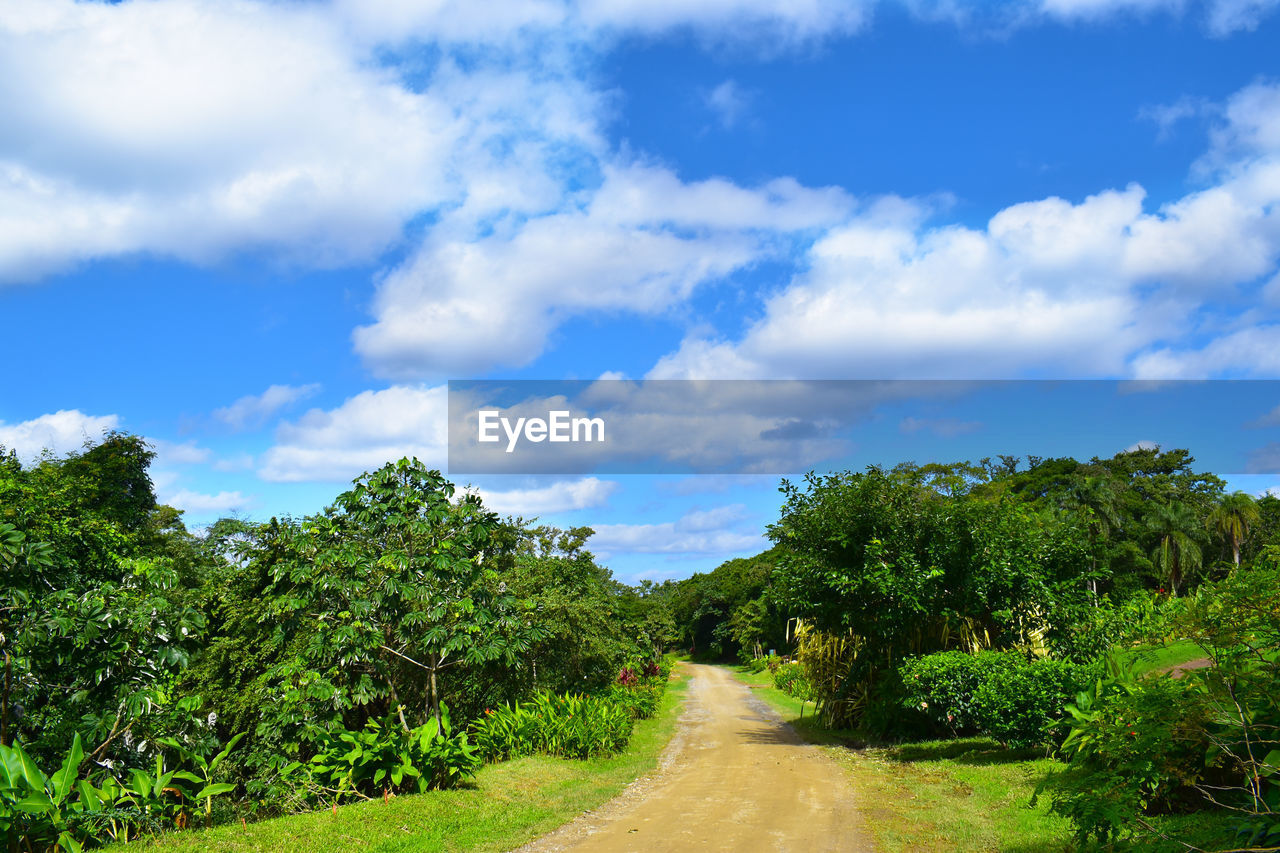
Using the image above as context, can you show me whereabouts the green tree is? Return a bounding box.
[1209,491,1260,570]
[1145,502,1205,596]
[263,459,540,732]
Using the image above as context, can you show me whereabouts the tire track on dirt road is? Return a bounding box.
[516,663,872,852]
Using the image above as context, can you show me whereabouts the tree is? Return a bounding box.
[1145,502,1205,596]
[263,459,540,732]
[1209,491,1260,570]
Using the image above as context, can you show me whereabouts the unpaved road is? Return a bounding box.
[518,663,871,852]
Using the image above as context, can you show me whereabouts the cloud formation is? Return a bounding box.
[0,409,119,461]
[258,384,449,483]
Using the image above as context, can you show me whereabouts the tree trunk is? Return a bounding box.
[429,653,441,727]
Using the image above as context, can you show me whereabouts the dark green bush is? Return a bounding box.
[898,650,1095,748]
[899,650,1021,736]
[973,657,1097,749]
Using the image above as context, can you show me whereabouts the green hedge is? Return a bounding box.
[899,650,1097,748]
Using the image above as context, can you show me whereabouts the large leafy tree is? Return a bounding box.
[0,436,205,767]
[262,459,540,735]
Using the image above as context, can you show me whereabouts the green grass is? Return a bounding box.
[731,665,1074,852]
[128,673,688,853]
[1115,639,1207,677]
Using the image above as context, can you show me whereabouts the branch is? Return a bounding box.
[380,645,431,672]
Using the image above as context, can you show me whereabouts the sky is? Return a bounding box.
[4,0,1280,581]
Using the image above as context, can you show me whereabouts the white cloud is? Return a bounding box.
[160,488,256,517]
[705,80,751,130]
[213,384,321,431]
[0,0,466,282]
[259,384,448,483]
[1124,439,1162,452]
[589,504,764,556]
[468,477,618,515]
[149,438,212,465]
[355,163,852,378]
[651,79,1280,382]
[575,0,873,43]
[1139,95,1213,140]
[0,409,119,461]
[1133,325,1280,377]
[1030,0,1279,34]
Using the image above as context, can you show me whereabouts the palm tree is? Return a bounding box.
[1061,474,1122,603]
[1209,491,1260,570]
[1145,502,1204,596]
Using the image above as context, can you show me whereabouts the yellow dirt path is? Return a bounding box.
[517,663,872,852]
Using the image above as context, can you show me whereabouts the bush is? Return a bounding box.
[898,650,1096,748]
[746,654,779,674]
[899,651,1020,736]
[771,662,812,701]
[606,683,662,720]
[1039,671,1214,845]
[470,693,635,762]
[973,657,1097,749]
[297,707,480,803]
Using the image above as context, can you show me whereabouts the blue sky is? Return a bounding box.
[4,0,1280,581]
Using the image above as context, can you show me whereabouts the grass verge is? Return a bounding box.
[730,665,1074,852]
[131,672,688,853]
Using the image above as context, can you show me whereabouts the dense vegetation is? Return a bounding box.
[665,448,1280,849]
[5,434,1278,850]
[0,437,675,850]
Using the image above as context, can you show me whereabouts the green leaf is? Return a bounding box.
[56,830,84,853]
[50,734,84,804]
[193,782,236,801]
[15,748,47,794]
[14,790,54,813]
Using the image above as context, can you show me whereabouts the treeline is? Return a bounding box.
[670,446,1280,848]
[664,447,1280,663]
[0,437,674,848]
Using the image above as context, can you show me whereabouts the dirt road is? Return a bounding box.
[518,664,871,852]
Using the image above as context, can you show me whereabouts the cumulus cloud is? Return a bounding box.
[589,504,764,556]
[213,384,321,431]
[0,0,467,282]
[467,477,618,515]
[258,384,448,483]
[0,409,119,461]
[355,163,852,377]
[150,439,212,466]
[704,80,752,129]
[650,80,1280,381]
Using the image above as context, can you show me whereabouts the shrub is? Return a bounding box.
[297,707,480,803]
[771,662,812,701]
[1039,671,1214,845]
[973,657,1097,749]
[899,650,1020,736]
[606,684,662,720]
[898,650,1096,748]
[470,693,635,762]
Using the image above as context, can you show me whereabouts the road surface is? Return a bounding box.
[517,663,872,852]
